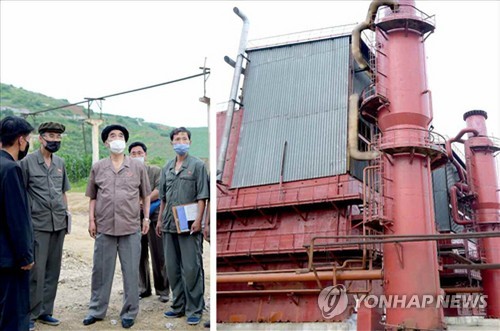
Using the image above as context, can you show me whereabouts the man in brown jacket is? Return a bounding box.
[82,124,150,329]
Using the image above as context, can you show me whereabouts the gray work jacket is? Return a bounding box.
[20,149,71,232]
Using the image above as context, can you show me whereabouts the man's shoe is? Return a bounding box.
[29,320,35,331]
[38,315,60,326]
[163,310,185,318]
[121,318,135,329]
[82,316,102,326]
[204,320,210,328]
[187,316,201,325]
[159,295,169,303]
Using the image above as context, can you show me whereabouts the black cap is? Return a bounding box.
[463,110,488,121]
[38,122,66,134]
[101,124,129,143]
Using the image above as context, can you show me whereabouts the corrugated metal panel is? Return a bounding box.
[232,37,351,188]
[432,166,452,232]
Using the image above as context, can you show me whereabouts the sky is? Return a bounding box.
[1,0,499,138]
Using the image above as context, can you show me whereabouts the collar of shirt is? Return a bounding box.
[167,154,192,175]
[103,155,132,173]
[0,150,14,161]
[35,149,49,165]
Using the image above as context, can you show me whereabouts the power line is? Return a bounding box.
[25,71,208,118]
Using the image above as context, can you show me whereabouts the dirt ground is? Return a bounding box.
[34,192,210,331]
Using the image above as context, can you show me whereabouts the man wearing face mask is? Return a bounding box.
[0,116,35,331]
[128,141,170,303]
[20,122,70,331]
[157,127,209,326]
[83,125,151,329]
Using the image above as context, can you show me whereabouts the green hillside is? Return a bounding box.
[0,83,209,188]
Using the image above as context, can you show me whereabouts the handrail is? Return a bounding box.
[375,4,436,27]
[375,127,448,155]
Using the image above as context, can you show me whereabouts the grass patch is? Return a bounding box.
[70,179,88,193]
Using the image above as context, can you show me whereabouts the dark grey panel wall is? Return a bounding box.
[432,162,463,232]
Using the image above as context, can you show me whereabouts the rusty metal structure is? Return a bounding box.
[216,0,500,329]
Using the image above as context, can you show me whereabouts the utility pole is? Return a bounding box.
[85,98,104,164]
[85,119,103,164]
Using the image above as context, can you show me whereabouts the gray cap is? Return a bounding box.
[38,122,66,134]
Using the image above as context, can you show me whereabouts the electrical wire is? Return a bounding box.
[25,71,208,118]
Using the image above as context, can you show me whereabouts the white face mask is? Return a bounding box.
[133,156,145,164]
[109,139,126,154]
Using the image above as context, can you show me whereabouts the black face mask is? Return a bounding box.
[44,140,61,153]
[18,141,29,160]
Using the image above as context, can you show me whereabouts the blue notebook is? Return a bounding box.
[172,203,198,233]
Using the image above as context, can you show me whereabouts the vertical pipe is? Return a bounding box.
[217,7,249,181]
[463,110,500,317]
[375,0,443,328]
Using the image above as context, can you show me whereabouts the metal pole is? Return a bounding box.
[216,7,249,181]
[217,269,383,284]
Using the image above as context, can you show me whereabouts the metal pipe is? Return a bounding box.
[451,128,480,144]
[442,287,483,294]
[309,231,500,243]
[234,285,472,300]
[446,128,479,182]
[307,232,500,248]
[351,0,399,74]
[349,0,397,162]
[217,7,249,181]
[217,269,383,284]
[443,263,500,270]
[352,21,372,74]
[218,289,322,296]
[217,288,374,296]
[449,186,473,226]
[454,182,470,192]
[348,94,380,160]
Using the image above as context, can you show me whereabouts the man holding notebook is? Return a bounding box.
[156,127,209,326]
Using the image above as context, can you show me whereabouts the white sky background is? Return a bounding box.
[1,0,499,137]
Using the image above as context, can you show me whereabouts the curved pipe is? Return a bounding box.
[352,21,371,74]
[446,128,480,160]
[450,186,473,226]
[233,7,248,22]
[348,94,380,160]
[352,0,399,75]
[454,182,470,192]
[217,7,250,181]
[445,128,479,185]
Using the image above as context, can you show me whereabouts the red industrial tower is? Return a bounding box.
[365,0,444,328]
[447,110,500,317]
